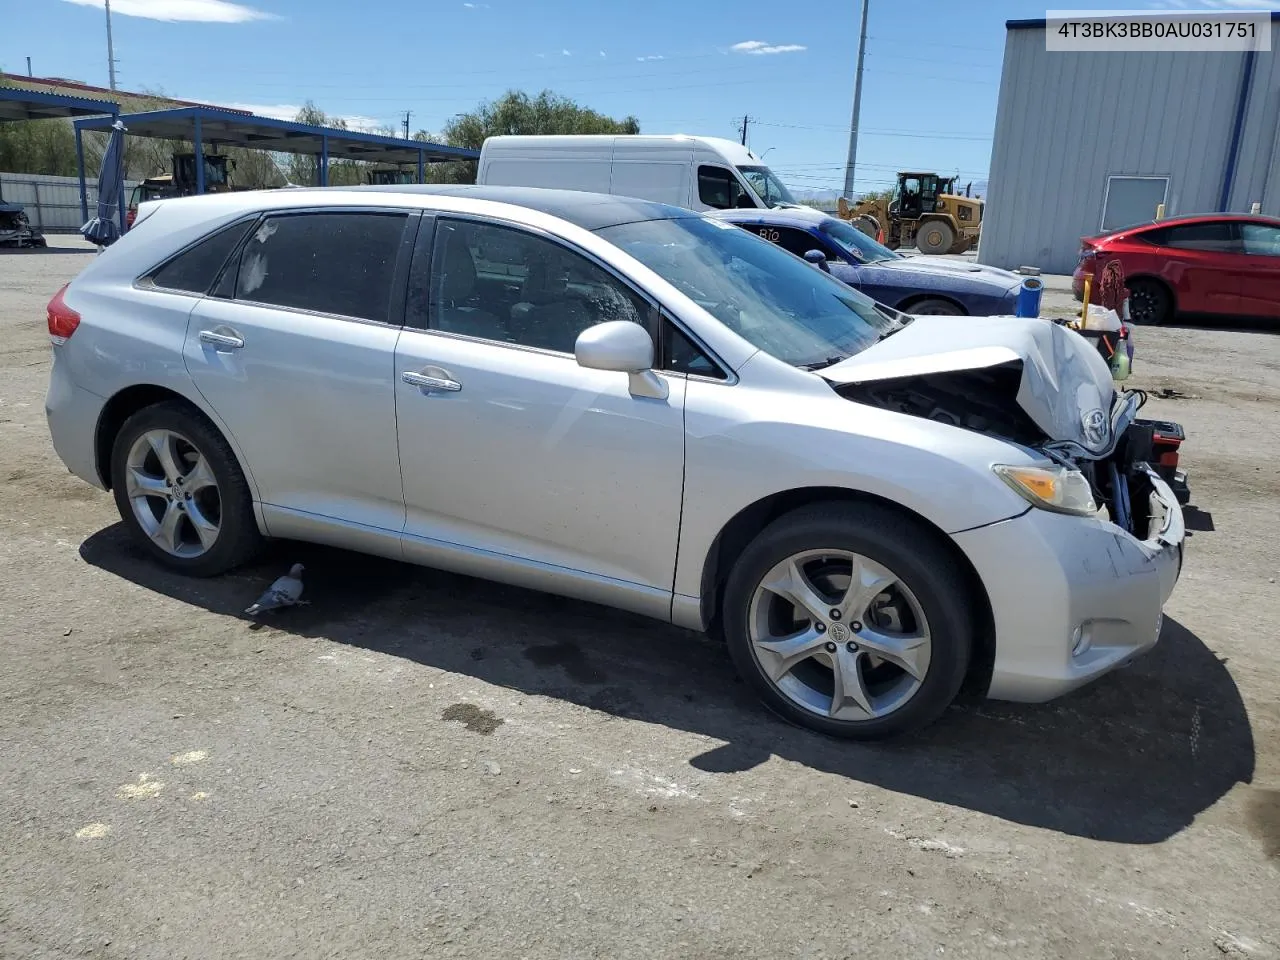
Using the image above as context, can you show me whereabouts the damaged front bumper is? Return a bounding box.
[954,463,1184,703]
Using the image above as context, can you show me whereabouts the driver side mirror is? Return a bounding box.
[574,321,669,400]
[804,249,832,273]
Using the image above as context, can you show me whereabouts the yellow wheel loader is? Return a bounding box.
[837,172,983,255]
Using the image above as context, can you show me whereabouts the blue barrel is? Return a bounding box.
[1015,277,1044,318]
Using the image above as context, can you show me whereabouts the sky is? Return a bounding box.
[5,0,1279,198]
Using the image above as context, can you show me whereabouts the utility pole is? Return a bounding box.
[739,114,750,146]
[842,0,870,200]
[104,0,118,91]
[26,56,33,77]
[402,111,412,140]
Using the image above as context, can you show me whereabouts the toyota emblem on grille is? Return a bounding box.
[1081,408,1108,445]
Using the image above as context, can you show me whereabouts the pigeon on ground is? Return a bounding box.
[244,563,309,616]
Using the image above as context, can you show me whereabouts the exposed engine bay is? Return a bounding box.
[837,360,1046,448]
[835,364,1188,537]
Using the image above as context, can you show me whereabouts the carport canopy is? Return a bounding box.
[0,85,120,123]
[73,105,479,192]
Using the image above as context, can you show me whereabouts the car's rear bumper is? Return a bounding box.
[953,467,1184,702]
[45,348,107,490]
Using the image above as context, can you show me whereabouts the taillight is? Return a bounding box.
[47,283,80,345]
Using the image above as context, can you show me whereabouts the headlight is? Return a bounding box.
[993,463,1098,516]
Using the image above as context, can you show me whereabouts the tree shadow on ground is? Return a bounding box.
[81,524,1254,845]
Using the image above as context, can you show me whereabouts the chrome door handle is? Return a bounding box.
[199,330,245,350]
[402,370,461,392]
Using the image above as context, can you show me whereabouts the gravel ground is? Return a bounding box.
[1,239,1277,960]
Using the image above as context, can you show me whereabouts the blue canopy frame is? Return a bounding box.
[73,106,480,221]
[0,87,122,231]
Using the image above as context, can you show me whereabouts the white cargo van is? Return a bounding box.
[475,135,798,212]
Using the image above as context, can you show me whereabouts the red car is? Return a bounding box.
[1072,213,1280,324]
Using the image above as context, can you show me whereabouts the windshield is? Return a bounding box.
[598,216,895,368]
[819,217,902,264]
[737,166,796,208]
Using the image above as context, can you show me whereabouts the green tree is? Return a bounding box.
[286,100,349,185]
[419,90,640,183]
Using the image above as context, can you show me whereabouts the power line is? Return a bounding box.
[866,35,1003,53]
[752,119,992,140]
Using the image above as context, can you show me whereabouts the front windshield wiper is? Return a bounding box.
[800,355,848,371]
[873,312,915,341]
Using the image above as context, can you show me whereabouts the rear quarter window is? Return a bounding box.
[145,219,256,294]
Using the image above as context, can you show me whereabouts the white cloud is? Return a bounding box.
[599,50,607,58]
[60,0,277,22]
[215,101,298,120]
[636,54,665,61]
[730,40,807,55]
[462,2,489,7]
[535,52,546,58]
[562,48,572,56]
[190,100,382,131]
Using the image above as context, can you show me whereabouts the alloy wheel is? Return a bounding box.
[124,429,222,558]
[746,549,932,721]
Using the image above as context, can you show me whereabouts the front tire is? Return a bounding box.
[721,502,974,740]
[109,400,262,577]
[915,220,955,255]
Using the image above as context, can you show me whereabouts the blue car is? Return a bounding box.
[712,207,1029,316]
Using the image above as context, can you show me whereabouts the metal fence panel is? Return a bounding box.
[0,172,139,233]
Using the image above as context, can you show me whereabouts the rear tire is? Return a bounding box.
[720,502,974,740]
[1126,278,1173,325]
[903,297,965,316]
[915,220,955,255]
[110,400,262,577]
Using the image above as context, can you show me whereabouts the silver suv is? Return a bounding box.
[45,185,1184,739]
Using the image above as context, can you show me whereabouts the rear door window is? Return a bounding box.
[751,225,828,259]
[146,219,256,294]
[1159,221,1238,253]
[233,211,411,323]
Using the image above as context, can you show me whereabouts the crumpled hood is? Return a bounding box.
[818,315,1118,453]
[871,255,1023,288]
